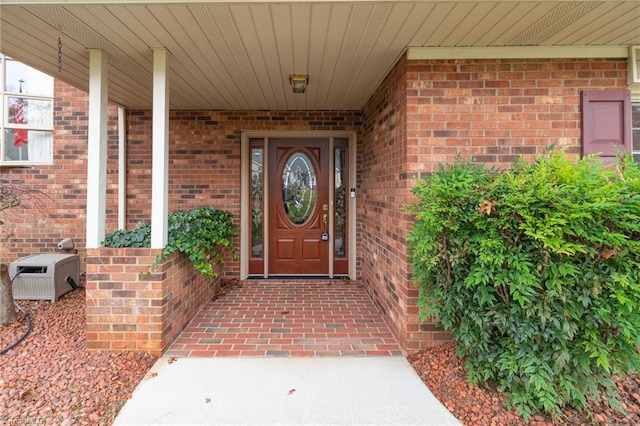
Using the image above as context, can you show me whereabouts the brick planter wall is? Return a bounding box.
[85,248,217,355]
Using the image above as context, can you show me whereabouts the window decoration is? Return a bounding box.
[251,148,263,257]
[281,152,316,225]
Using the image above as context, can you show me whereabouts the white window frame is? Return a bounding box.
[632,100,640,162]
[0,55,54,166]
[629,46,640,84]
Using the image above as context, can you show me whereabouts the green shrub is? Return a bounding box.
[407,151,640,420]
[103,206,237,278]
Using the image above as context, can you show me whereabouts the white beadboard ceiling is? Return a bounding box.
[1,1,639,110]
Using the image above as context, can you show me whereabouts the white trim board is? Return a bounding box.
[407,46,630,60]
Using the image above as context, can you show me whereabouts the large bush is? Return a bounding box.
[407,151,640,419]
[103,206,237,278]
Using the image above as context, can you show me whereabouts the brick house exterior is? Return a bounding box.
[2,53,631,354]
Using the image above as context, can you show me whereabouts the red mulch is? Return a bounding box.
[408,342,640,425]
[2,285,638,425]
[0,288,157,425]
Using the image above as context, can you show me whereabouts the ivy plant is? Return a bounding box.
[103,206,237,278]
[407,151,640,420]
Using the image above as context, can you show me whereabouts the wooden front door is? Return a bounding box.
[268,138,329,275]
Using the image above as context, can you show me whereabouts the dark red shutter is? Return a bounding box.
[581,90,632,163]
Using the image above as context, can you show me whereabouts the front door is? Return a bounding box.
[268,138,329,275]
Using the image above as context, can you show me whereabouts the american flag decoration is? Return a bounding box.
[14,80,28,147]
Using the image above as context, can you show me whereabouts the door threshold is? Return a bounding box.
[246,275,350,280]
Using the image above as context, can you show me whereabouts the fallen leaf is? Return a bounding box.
[600,247,618,260]
[478,200,495,215]
[281,310,290,315]
[288,389,296,395]
[205,397,211,404]
[168,356,178,364]
[19,387,33,400]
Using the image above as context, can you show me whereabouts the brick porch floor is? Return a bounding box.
[166,279,404,357]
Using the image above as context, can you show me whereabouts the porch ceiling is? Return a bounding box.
[1,1,639,111]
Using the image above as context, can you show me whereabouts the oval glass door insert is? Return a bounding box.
[282,152,317,225]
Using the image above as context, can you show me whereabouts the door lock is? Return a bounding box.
[321,214,329,241]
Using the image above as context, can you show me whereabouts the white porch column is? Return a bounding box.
[151,48,170,248]
[85,49,109,249]
[117,106,127,230]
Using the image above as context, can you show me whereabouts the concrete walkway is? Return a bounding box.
[113,356,461,425]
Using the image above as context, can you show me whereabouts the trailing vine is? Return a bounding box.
[103,206,237,278]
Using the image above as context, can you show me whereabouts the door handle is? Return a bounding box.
[321,214,329,240]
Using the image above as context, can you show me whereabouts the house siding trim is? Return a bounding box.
[408,46,630,60]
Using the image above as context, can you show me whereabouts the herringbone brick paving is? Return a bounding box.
[166,279,404,357]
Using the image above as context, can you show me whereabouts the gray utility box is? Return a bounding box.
[10,253,79,303]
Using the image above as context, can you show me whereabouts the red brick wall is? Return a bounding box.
[406,58,628,172]
[124,110,362,277]
[359,56,628,351]
[359,55,426,350]
[0,81,119,268]
[2,94,361,269]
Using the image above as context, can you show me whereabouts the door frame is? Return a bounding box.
[240,131,357,280]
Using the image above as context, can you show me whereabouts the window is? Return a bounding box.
[633,102,640,162]
[1,55,54,164]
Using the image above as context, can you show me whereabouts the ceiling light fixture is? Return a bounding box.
[289,74,309,94]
